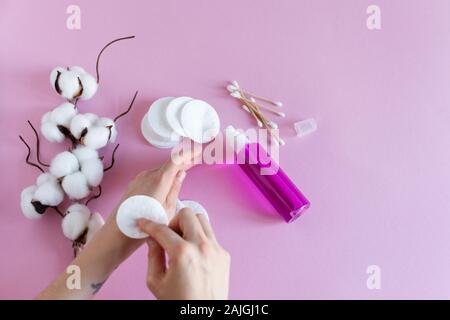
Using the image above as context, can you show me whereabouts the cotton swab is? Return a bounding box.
[229,80,282,107]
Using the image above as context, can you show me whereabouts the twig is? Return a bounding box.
[114,91,138,122]
[72,229,88,258]
[27,120,50,167]
[96,36,135,83]
[52,206,65,218]
[19,136,44,173]
[104,144,120,172]
[86,185,102,206]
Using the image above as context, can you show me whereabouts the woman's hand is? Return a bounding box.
[37,150,195,300]
[138,208,231,300]
[119,160,187,221]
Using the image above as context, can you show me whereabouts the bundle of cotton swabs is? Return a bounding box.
[227,81,285,146]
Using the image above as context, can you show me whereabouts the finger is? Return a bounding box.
[165,170,186,209]
[196,214,216,241]
[147,240,166,280]
[169,208,206,242]
[161,140,202,176]
[138,219,183,255]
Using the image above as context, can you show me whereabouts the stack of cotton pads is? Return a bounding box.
[141,97,220,148]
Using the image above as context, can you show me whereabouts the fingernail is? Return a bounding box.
[177,170,186,182]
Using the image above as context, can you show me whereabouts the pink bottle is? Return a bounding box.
[227,126,310,223]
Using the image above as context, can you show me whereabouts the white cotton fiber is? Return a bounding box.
[81,158,104,187]
[72,146,98,165]
[62,204,91,240]
[82,126,110,150]
[57,71,82,101]
[86,212,105,243]
[70,114,92,139]
[20,186,41,220]
[50,151,80,178]
[84,113,99,125]
[34,181,64,206]
[62,172,90,200]
[36,173,57,186]
[69,66,86,75]
[66,203,91,217]
[41,112,52,125]
[50,103,77,127]
[78,73,98,100]
[96,117,117,143]
[41,121,65,143]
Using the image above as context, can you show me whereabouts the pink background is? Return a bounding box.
[1,0,449,299]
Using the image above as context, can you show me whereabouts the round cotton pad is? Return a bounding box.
[141,113,180,149]
[181,100,220,143]
[147,97,180,141]
[116,195,169,239]
[176,199,209,221]
[166,96,192,137]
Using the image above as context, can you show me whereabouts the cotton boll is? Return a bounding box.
[82,126,110,150]
[50,151,79,178]
[20,186,41,220]
[41,112,51,125]
[72,146,98,165]
[50,67,65,89]
[109,126,118,143]
[62,204,91,240]
[66,203,91,217]
[96,117,117,142]
[34,181,64,206]
[50,102,77,127]
[70,114,92,139]
[36,173,57,187]
[41,121,65,143]
[81,158,104,187]
[78,73,98,100]
[86,212,105,243]
[57,71,82,101]
[62,172,90,200]
[84,113,99,125]
[69,66,86,76]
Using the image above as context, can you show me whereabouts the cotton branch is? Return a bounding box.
[52,206,65,218]
[96,36,136,83]
[86,185,102,206]
[19,135,44,173]
[27,120,50,167]
[114,91,138,122]
[104,144,120,172]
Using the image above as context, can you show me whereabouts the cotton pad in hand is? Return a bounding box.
[181,100,220,143]
[176,199,209,221]
[166,96,192,137]
[147,97,180,141]
[116,195,168,239]
[141,113,180,149]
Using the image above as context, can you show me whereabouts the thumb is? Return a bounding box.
[146,240,166,285]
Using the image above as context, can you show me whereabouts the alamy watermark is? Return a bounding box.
[66,264,81,290]
[366,265,381,290]
[366,5,381,30]
[169,127,281,175]
[66,5,81,30]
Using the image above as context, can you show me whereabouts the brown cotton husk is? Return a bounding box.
[31,200,48,214]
